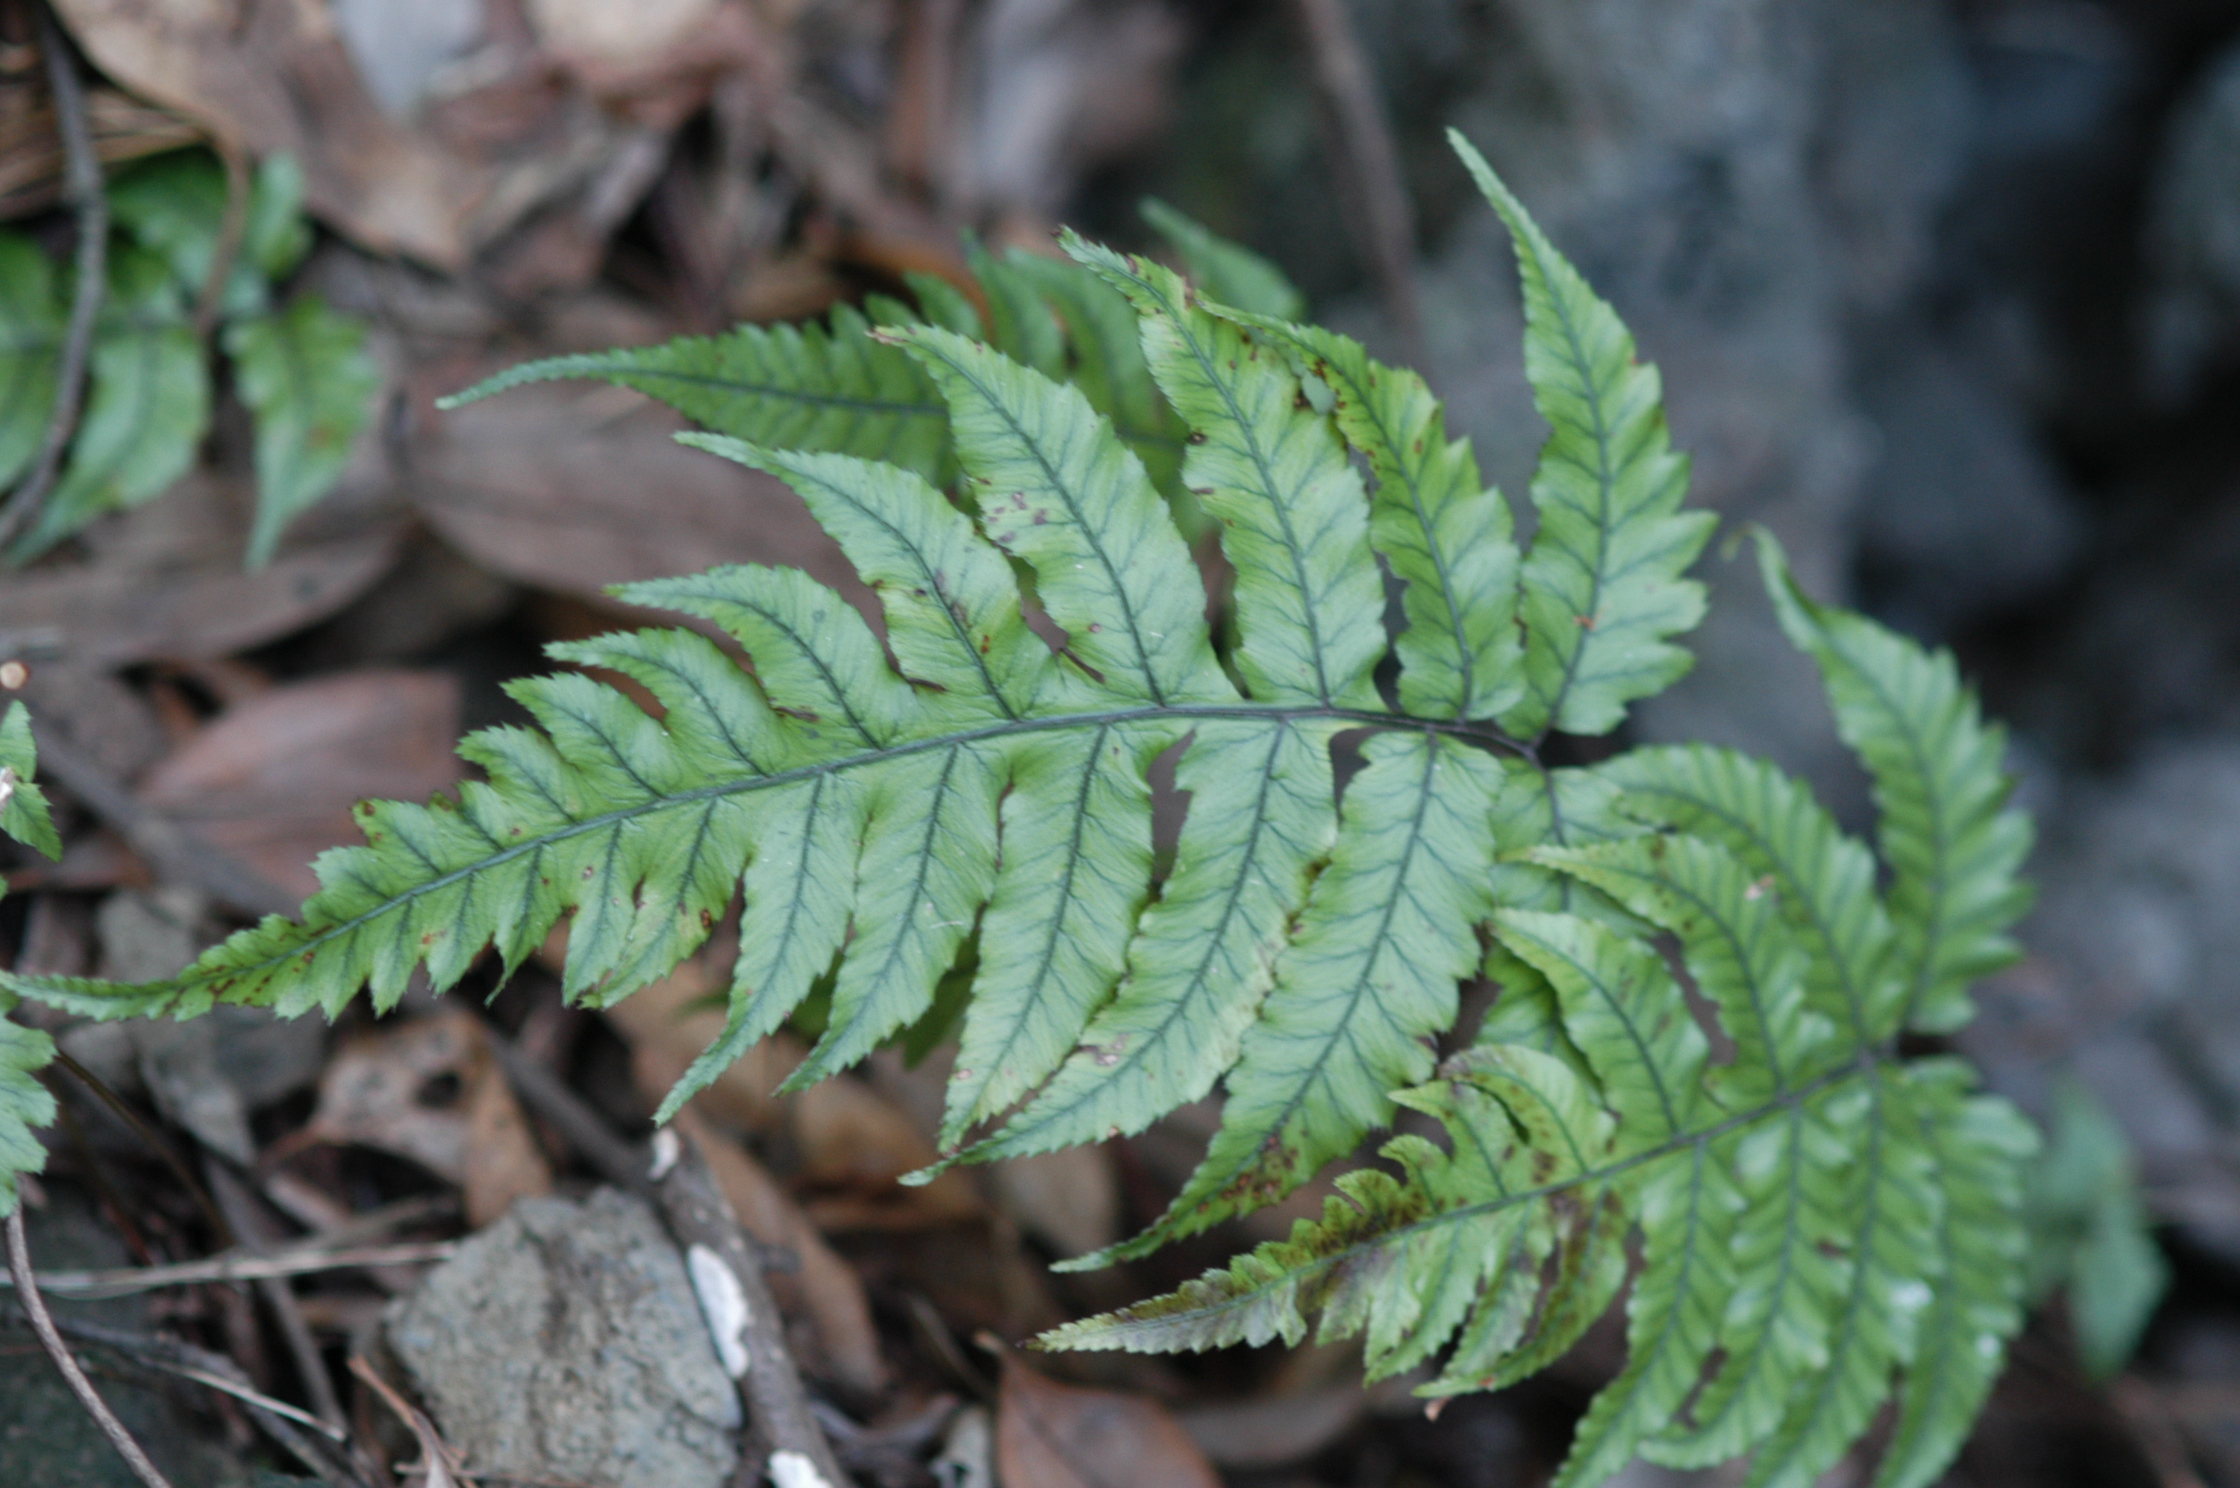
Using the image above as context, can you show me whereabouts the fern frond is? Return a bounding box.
[1083,730,1509,1262]
[1756,532,2035,1032]
[228,294,381,565]
[1230,313,1525,720]
[0,702,59,862]
[1600,744,1904,1044]
[0,234,61,491]
[0,135,2039,1488]
[11,246,210,563]
[4,151,367,565]
[1071,239,1385,707]
[1450,134,1715,739]
[438,244,1207,497]
[1,701,61,1217]
[438,305,956,484]
[1871,1062,2035,1488]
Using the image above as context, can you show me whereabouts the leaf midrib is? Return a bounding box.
[120,702,1514,1004]
[1071,1056,1877,1346]
[1152,282,1337,703]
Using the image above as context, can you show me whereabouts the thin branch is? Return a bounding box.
[0,3,109,551]
[485,1034,650,1195]
[1292,0,1423,370]
[348,1354,464,1488]
[0,1240,458,1298]
[1,1308,363,1469]
[651,1129,853,1488]
[206,1159,349,1432]
[2113,1377,2214,1488]
[4,1207,178,1488]
[47,1049,237,1246]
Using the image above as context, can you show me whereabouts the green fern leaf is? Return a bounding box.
[11,246,210,563]
[439,245,1198,495]
[4,149,370,564]
[1,701,61,1218]
[969,242,1069,381]
[1601,743,1905,1044]
[997,248,1185,494]
[0,234,62,490]
[107,150,308,319]
[1872,1062,2035,1488]
[228,294,381,565]
[1140,198,1306,321]
[1085,730,1508,1261]
[1757,531,2035,1032]
[1231,313,1526,720]
[0,703,59,864]
[439,305,956,484]
[1071,239,1385,706]
[0,1013,54,1219]
[1451,134,1715,739]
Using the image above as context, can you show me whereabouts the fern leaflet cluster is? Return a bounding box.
[0,136,2037,1487]
[0,150,378,565]
[0,702,62,1217]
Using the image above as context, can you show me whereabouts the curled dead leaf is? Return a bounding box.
[993,1347,1220,1488]
[298,1008,553,1228]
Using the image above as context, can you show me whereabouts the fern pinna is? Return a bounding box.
[0,133,2036,1488]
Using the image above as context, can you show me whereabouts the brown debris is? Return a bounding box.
[992,1344,1221,1488]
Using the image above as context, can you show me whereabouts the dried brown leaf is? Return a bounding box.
[0,475,403,671]
[411,383,866,610]
[136,669,463,900]
[995,1351,1220,1488]
[50,0,692,271]
[302,1008,553,1228]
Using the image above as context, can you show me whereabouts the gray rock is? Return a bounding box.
[2144,38,2240,399]
[1966,741,2240,1260]
[1852,339,2080,636]
[386,1188,742,1488]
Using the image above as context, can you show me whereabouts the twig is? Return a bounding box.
[1292,0,1423,369]
[0,1240,457,1298]
[206,1160,348,1432]
[485,1035,649,1195]
[0,2,109,551]
[4,1206,177,1488]
[650,1129,853,1488]
[2113,1377,2213,1488]
[26,718,300,918]
[2,1307,348,1445]
[48,1049,237,1247]
[8,1308,370,1488]
[348,1354,463,1488]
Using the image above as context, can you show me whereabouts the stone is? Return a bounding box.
[1966,741,2240,1262]
[2144,37,2240,399]
[386,1188,741,1488]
